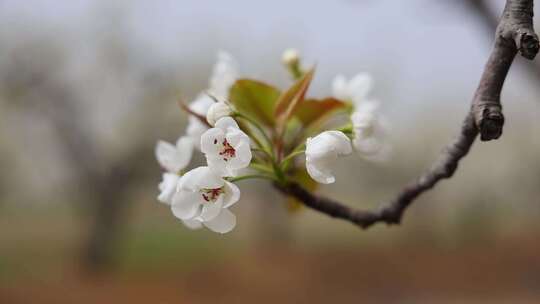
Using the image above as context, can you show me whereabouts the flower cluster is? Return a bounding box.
[155,50,390,233]
[155,51,246,233]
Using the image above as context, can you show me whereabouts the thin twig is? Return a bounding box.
[177,99,211,128]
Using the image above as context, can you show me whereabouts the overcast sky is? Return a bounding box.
[0,0,536,123]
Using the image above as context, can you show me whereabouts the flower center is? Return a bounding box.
[200,187,224,203]
[217,138,236,161]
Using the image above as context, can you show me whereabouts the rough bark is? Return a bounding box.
[278,0,538,229]
[467,0,540,83]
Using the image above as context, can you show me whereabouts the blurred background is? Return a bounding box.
[1,0,540,303]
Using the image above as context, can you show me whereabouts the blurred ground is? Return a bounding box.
[1,198,540,304]
[2,239,540,304]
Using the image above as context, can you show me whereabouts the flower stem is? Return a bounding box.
[228,174,277,183]
[249,163,275,175]
[281,150,305,166]
[234,112,275,158]
[177,99,211,127]
[337,124,354,135]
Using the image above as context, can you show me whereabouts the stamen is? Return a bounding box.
[200,187,224,203]
[219,138,236,161]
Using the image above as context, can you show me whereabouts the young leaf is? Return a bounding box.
[229,79,281,127]
[295,98,347,127]
[274,68,315,130]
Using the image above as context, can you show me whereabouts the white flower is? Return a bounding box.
[282,48,300,66]
[186,94,214,150]
[155,136,193,204]
[157,173,180,204]
[155,136,193,173]
[186,51,239,148]
[201,117,252,177]
[332,73,373,106]
[181,218,203,230]
[171,166,240,233]
[206,100,232,126]
[305,131,352,184]
[208,51,239,100]
[351,102,391,161]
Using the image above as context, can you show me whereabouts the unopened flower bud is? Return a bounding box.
[206,101,233,126]
[305,131,352,184]
[282,48,300,66]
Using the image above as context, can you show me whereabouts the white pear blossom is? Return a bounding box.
[351,101,391,161]
[201,117,252,177]
[208,51,239,100]
[157,173,180,204]
[155,136,193,204]
[332,73,373,106]
[155,136,193,173]
[181,218,203,230]
[186,51,239,148]
[305,131,352,184]
[185,94,214,150]
[206,100,233,126]
[171,166,240,233]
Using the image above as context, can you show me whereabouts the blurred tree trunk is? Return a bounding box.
[38,86,154,274]
[82,167,131,272]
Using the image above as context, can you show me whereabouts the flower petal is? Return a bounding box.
[223,181,240,208]
[331,74,348,100]
[207,101,232,126]
[306,131,352,159]
[180,167,224,191]
[200,127,225,155]
[155,137,193,173]
[182,218,203,230]
[215,116,239,132]
[348,73,373,103]
[186,95,214,150]
[206,156,232,177]
[171,191,201,220]
[305,131,352,184]
[186,118,209,151]
[176,136,194,153]
[155,140,177,172]
[327,131,353,156]
[228,141,252,170]
[157,173,179,204]
[189,94,214,115]
[209,51,238,100]
[226,128,249,147]
[306,161,335,184]
[203,208,236,234]
[199,197,224,221]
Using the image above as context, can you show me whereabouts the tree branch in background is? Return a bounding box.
[467,0,540,83]
[277,0,539,229]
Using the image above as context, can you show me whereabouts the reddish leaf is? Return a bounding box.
[274,68,315,131]
[295,97,347,127]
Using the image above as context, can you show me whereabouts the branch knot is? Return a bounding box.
[517,30,540,59]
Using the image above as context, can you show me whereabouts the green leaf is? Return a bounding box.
[286,168,318,213]
[229,79,281,127]
[295,97,347,127]
[274,68,315,131]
